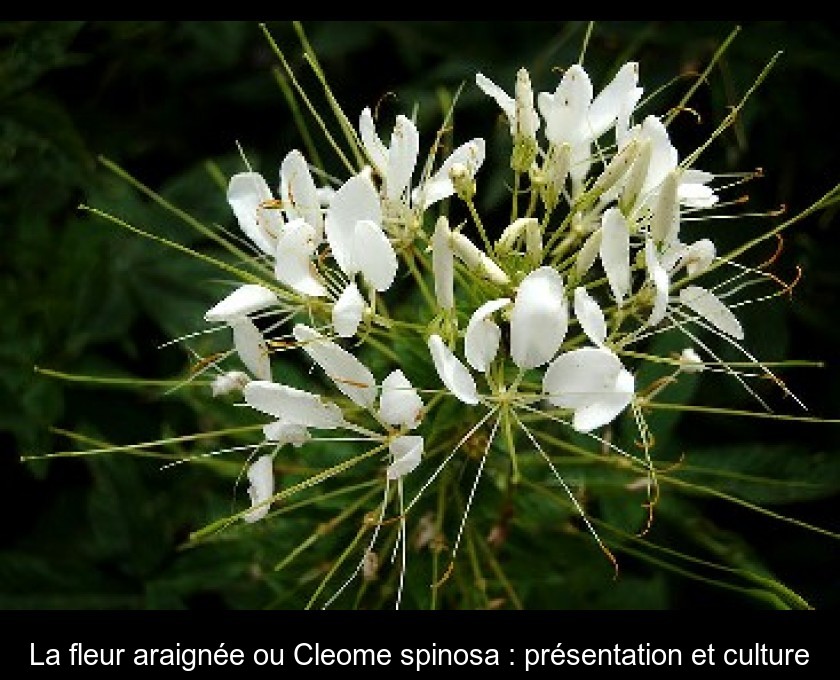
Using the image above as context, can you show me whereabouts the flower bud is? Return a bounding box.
[650,170,680,247]
[451,232,510,286]
[590,139,639,197]
[449,162,476,202]
[540,142,571,212]
[619,138,652,214]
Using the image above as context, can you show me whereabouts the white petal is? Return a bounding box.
[332,282,366,338]
[316,186,335,207]
[243,380,344,429]
[450,232,510,286]
[640,116,678,196]
[262,420,311,446]
[386,115,420,201]
[243,454,274,523]
[588,62,641,140]
[476,72,515,129]
[279,149,324,242]
[432,216,454,310]
[379,369,423,430]
[683,238,716,277]
[514,67,540,139]
[678,181,718,209]
[274,218,327,297]
[599,208,631,304]
[543,347,634,432]
[510,267,568,370]
[231,318,271,381]
[538,64,593,146]
[227,172,281,256]
[415,138,485,209]
[573,287,607,347]
[293,324,377,408]
[359,107,388,174]
[387,435,424,481]
[205,284,278,324]
[645,239,670,327]
[428,334,479,405]
[353,219,398,292]
[679,285,744,340]
[325,173,382,276]
[465,298,511,372]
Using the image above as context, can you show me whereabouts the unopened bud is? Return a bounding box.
[679,348,705,373]
[432,216,455,310]
[211,371,250,397]
[650,170,680,246]
[451,232,510,286]
[619,138,652,214]
[540,142,571,211]
[576,228,603,277]
[591,139,639,197]
[449,162,475,202]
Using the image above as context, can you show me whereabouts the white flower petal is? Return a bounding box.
[243,380,344,429]
[450,232,510,286]
[359,107,388,174]
[243,454,274,523]
[293,324,377,408]
[650,170,680,247]
[645,239,671,327]
[325,173,382,276]
[683,238,716,277]
[231,317,271,381]
[679,348,705,374]
[332,282,366,338]
[415,138,485,209]
[353,219,398,292]
[387,435,424,481]
[465,298,511,372]
[538,64,593,146]
[432,216,454,310]
[379,369,423,430]
[543,347,635,432]
[679,285,744,340]
[279,149,324,242]
[227,172,281,256]
[428,334,479,405]
[387,115,420,201]
[205,284,279,324]
[599,208,631,304]
[262,420,311,446]
[274,218,327,297]
[510,267,568,370]
[576,228,603,277]
[640,116,678,196]
[678,181,718,208]
[476,72,516,129]
[588,62,642,140]
[573,287,607,347]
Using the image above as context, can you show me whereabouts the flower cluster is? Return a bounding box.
[191,52,798,608]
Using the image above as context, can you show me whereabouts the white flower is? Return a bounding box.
[387,435,424,481]
[644,239,670,327]
[273,218,327,297]
[325,172,398,293]
[243,454,274,523]
[279,149,324,243]
[262,421,311,446]
[543,347,635,433]
[231,318,271,381]
[359,108,420,204]
[464,298,511,372]
[413,138,486,210]
[227,172,282,256]
[379,369,423,430]
[427,334,480,405]
[292,324,378,408]
[450,231,510,286]
[510,267,568,370]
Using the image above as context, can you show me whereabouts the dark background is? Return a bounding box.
[1,21,839,609]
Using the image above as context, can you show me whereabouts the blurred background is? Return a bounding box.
[1,20,839,609]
